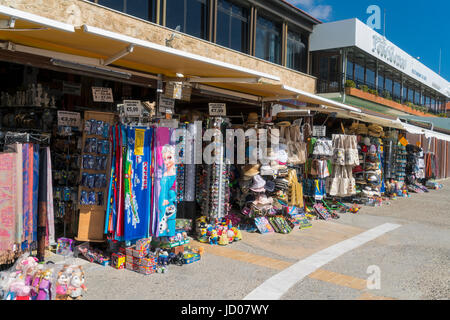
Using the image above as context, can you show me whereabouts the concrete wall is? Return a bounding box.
[0,0,317,94]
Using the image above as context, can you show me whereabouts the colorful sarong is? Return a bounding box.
[0,152,17,253]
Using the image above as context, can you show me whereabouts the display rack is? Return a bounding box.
[76,111,115,242]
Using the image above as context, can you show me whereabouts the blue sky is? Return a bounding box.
[287,0,450,81]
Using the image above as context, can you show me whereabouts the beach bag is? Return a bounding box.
[327,165,341,196]
[286,126,307,165]
[313,138,333,156]
[332,135,345,165]
[345,135,359,166]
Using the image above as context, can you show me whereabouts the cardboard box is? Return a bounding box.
[136,238,152,252]
[139,265,156,275]
[132,248,146,258]
[139,256,157,267]
[125,247,134,256]
[170,245,185,254]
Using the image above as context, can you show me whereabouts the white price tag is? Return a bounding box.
[92,87,114,102]
[209,103,226,116]
[123,100,142,117]
[57,111,81,128]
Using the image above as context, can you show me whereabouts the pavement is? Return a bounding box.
[45,178,450,300]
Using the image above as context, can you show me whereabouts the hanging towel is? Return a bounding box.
[46,147,55,246]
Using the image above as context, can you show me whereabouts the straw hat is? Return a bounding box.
[247,112,259,124]
[242,164,260,177]
[277,121,291,127]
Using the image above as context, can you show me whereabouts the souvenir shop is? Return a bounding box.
[0,51,446,300]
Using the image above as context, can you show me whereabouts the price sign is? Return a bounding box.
[209,103,226,116]
[92,87,114,102]
[159,96,175,114]
[57,111,81,128]
[123,100,142,117]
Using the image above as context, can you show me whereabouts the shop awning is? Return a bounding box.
[0,5,279,81]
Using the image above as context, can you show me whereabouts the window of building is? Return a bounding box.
[393,81,401,100]
[366,67,375,88]
[402,86,407,101]
[354,63,364,84]
[346,60,354,80]
[216,0,249,53]
[424,95,430,108]
[415,90,421,105]
[385,77,393,95]
[255,15,281,65]
[286,29,307,73]
[431,98,436,111]
[408,87,414,103]
[94,0,153,21]
[166,0,209,40]
[378,74,384,93]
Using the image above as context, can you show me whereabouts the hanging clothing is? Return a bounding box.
[32,146,39,242]
[22,143,34,246]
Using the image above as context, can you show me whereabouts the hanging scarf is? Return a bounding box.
[0,152,17,256]
[22,143,34,246]
[32,145,40,242]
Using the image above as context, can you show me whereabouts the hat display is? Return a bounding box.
[277,121,291,127]
[250,175,266,192]
[260,165,274,176]
[243,164,260,177]
[247,112,259,124]
[264,180,275,192]
[363,137,371,146]
[277,149,288,164]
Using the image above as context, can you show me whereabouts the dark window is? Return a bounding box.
[354,63,364,84]
[408,87,414,102]
[216,0,249,53]
[385,77,392,95]
[366,67,375,88]
[378,74,384,92]
[166,0,209,40]
[255,15,281,65]
[286,29,307,73]
[402,85,407,101]
[95,0,154,21]
[96,0,124,11]
[393,81,401,99]
[415,90,421,105]
[346,60,354,80]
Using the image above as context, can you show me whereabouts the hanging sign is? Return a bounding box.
[123,100,142,117]
[399,136,408,147]
[313,126,326,137]
[159,96,175,114]
[92,87,114,102]
[63,81,81,96]
[57,111,81,128]
[209,103,226,116]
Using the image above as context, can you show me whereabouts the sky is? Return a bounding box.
[286,0,450,82]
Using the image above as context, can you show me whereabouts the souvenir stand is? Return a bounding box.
[405,144,428,193]
[76,111,115,242]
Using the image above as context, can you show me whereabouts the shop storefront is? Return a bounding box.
[0,4,449,301]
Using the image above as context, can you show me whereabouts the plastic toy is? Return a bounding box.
[36,268,53,300]
[218,232,229,245]
[232,228,242,241]
[67,267,87,300]
[56,238,74,255]
[55,270,71,300]
[209,229,218,245]
[158,250,169,266]
[9,277,31,300]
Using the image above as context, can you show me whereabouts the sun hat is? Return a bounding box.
[363,137,371,146]
[247,112,259,124]
[260,165,274,176]
[277,149,288,164]
[264,180,276,192]
[277,121,291,127]
[250,175,266,192]
[243,164,260,177]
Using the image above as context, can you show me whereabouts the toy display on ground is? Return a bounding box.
[0,253,87,300]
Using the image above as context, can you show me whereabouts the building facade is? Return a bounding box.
[309,18,450,117]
